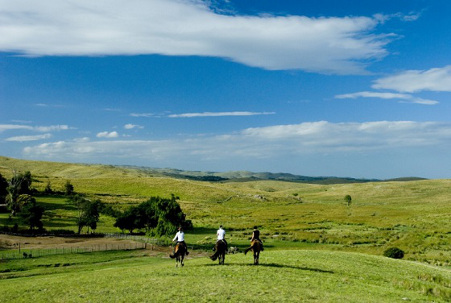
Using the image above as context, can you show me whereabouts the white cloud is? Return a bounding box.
[0,124,33,132]
[124,124,143,129]
[6,134,52,142]
[34,125,71,132]
[23,121,451,162]
[372,65,451,92]
[0,0,392,74]
[168,111,276,118]
[0,124,72,132]
[130,113,155,118]
[96,131,119,138]
[335,91,438,105]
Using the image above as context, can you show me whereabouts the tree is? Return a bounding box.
[0,173,8,204]
[344,195,352,207]
[82,199,101,233]
[44,181,53,194]
[114,195,192,236]
[6,171,33,216]
[114,207,141,234]
[65,180,74,196]
[19,196,44,233]
[70,195,101,234]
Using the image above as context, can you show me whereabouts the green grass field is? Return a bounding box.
[1,156,450,265]
[1,249,450,302]
[1,156,450,302]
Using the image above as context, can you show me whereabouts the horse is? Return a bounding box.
[170,242,186,267]
[210,240,227,265]
[244,240,262,265]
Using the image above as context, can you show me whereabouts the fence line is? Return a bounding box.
[104,233,172,246]
[0,233,178,261]
[1,240,147,261]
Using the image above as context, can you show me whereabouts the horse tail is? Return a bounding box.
[210,251,219,261]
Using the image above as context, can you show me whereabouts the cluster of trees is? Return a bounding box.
[0,171,44,232]
[68,194,102,234]
[114,195,192,236]
[1,171,192,237]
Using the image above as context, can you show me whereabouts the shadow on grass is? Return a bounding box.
[199,261,334,274]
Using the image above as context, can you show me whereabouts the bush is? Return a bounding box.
[384,247,405,259]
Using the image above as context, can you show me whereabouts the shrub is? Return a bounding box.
[384,247,405,259]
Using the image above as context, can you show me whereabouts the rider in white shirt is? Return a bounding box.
[172,226,189,255]
[215,225,227,249]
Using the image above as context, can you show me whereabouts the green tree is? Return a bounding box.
[70,195,101,234]
[19,196,44,233]
[82,199,101,233]
[44,181,53,194]
[0,173,8,204]
[344,195,352,207]
[114,207,140,234]
[6,171,33,216]
[65,180,74,196]
[114,195,191,236]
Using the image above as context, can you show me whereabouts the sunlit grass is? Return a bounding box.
[1,250,450,302]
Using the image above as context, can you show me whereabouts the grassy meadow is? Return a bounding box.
[1,249,450,302]
[1,156,450,265]
[0,156,450,301]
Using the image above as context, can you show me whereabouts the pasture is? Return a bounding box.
[1,156,450,301]
[1,249,450,302]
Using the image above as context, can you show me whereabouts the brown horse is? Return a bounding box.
[244,240,262,265]
[170,242,186,267]
[210,240,227,265]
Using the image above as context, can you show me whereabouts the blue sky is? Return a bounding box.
[1,0,450,179]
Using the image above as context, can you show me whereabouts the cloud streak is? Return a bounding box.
[6,134,52,142]
[0,124,71,133]
[0,0,392,74]
[168,111,276,118]
[372,65,451,93]
[335,91,438,105]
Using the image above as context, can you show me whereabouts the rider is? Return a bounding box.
[172,226,189,255]
[251,226,263,251]
[215,225,227,251]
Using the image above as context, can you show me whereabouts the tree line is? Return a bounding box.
[0,171,191,237]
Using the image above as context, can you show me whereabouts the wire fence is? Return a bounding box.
[1,241,148,260]
[0,233,174,260]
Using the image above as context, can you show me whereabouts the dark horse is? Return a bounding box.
[170,242,186,267]
[244,240,262,265]
[210,240,227,265]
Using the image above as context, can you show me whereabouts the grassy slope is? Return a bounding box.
[1,250,450,302]
[1,156,450,265]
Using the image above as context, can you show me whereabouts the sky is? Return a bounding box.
[1,0,451,179]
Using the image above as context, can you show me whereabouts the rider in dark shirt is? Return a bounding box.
[251,226,263,251]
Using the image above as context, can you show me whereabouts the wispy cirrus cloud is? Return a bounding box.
[335,91,438,105]
[0,0,393,74]
[168,111,276,118]
[6,134,52,142]
[0,124,72,132]
[130,113,155,118]
[372,65,451,93]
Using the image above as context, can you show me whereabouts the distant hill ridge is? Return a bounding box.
[0,156,426,184]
